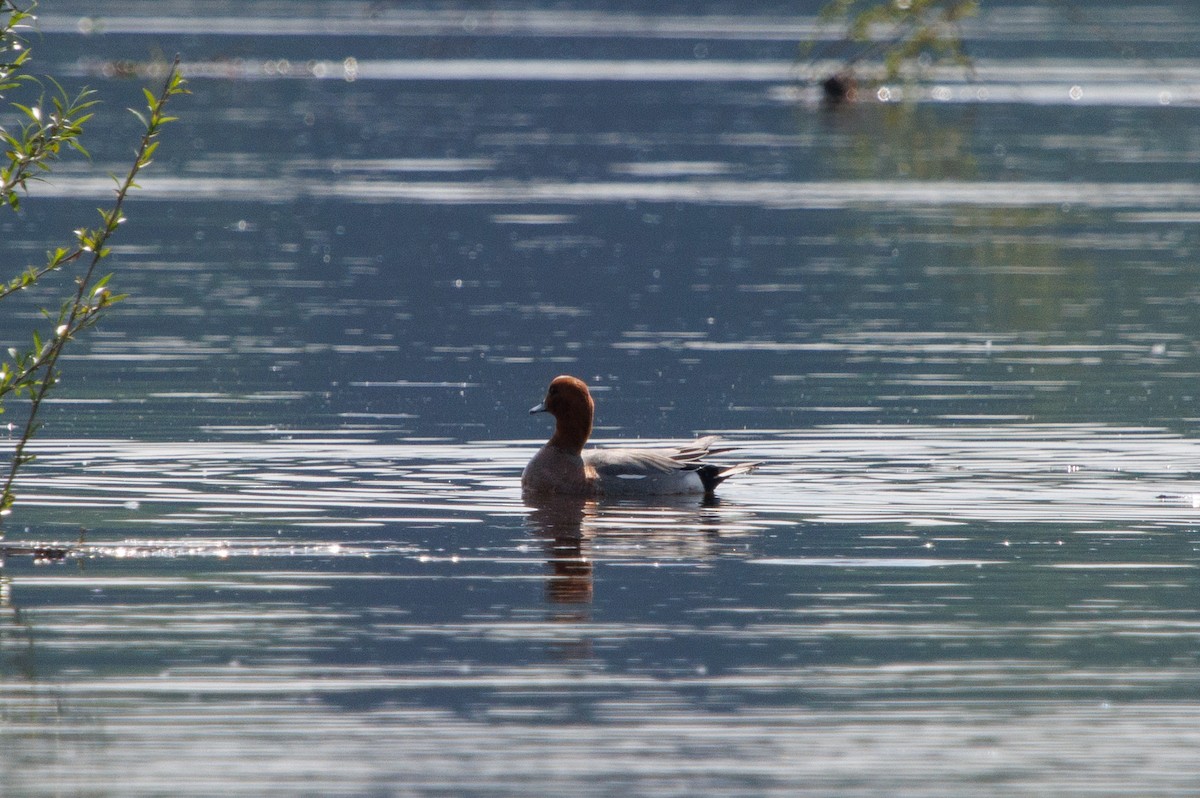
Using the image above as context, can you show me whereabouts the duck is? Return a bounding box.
[522,375,756,496]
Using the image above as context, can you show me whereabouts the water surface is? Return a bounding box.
[4,1,1200,795]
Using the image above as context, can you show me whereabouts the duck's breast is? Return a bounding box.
[522,445,595,495]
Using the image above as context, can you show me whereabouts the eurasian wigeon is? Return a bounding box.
[522,375,756,496]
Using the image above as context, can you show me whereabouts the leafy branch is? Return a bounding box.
[0,0,32,92]
[2,1,98,209]
[1,84,98,210]
[0,50,188,528]
[1,2,98,296]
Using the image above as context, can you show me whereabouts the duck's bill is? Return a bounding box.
[528,401,547,414]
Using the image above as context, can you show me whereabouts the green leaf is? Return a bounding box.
[12,102,40,123]
[65,138,92,159]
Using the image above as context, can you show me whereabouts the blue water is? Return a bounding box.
[3,2,1200,795]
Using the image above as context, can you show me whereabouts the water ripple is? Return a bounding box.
[4,423,1200,537]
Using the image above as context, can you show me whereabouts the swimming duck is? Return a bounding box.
[522,375,756,496]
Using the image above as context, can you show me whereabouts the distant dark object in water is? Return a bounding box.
[0,545,71,564]
[821,73,858,105]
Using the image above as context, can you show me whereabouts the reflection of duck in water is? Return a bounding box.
[525,489,759,612]
[525,495,593,606]
[522,376,756,497]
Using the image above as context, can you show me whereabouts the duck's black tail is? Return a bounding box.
[696,461,758,494]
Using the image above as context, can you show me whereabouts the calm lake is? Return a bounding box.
[4,1,1200,794]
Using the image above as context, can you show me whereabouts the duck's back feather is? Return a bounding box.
[583,437,758,495]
